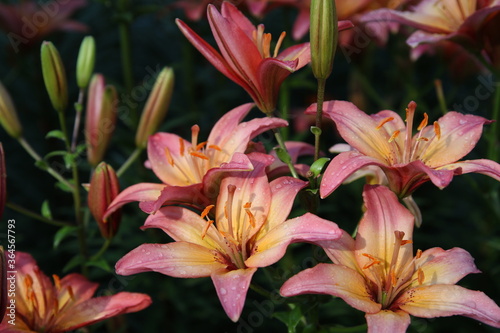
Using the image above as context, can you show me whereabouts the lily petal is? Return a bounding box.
[280,263,381,314]
[413,247,480,287]
[246,213,341,267]
[104,183,164,219]
[356,185,415,277]
[211,268,257,322]
[320,151,383,199]
[207,103,254,147]
[115,242,226,278]
[365,310,411,333]
[54,292,151,332]
[138,183,206,214]
[398,285,500,328]
[317,230,358,271]
[439,158,500,182]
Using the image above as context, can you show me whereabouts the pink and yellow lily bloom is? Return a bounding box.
[361,0,500,50]
[105,103,287,216]
[115,153,342,322]
[176,1,313,114]
[0,252,151,333]
[308,100,500,200]
[281,185,500,332]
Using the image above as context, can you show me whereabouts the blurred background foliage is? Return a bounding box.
[0,0,498,332]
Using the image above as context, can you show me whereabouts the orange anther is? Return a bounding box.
[244,202,256,228]
[417,113,429,131]
[201,220,214,240]
[362,253,381,269]
[195,141,207,151]
[179,138,185,157]
[388,130,400,143]
[390,271,397,287]
[165,148,175,166]
[201,205,215,219]
[24,274,33,288]
[401,240,413,246]
[190,151,209,160]
[53,274,61,290]
[273,31,286,58]
[376,117,394,130]
[416,249,423,259]
[433,121,441,139]
[208,144,222,151]
[417,268,425,285]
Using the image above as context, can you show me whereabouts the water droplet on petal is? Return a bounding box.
[220,288,227,295]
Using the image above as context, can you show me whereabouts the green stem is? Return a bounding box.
[5,202,72,227]
[17,137,74,191]
[273,128,299,179]
[434,79,448,116]
[117,147,143,177]
[71,89,85,152]
[314,79,326,161]
[487,80,500,162]
[91,238,112,261]
[279,79,291,141]
[249,283,273,299]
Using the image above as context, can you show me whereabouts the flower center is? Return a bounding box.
[199,185,258,270]
[361,231,424,309]
[164,124,225,184]
[252,24,286,58]
[376,101,441,165]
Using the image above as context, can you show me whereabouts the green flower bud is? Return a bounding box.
[310,0,338,80]
[135,67,174,148]
[0,82,22,138]
[88,162,121,239]
[76,36,96,89]
[41,41,68,113]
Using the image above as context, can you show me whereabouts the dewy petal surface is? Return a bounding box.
[398,285,500,328]
[280,263,381,314]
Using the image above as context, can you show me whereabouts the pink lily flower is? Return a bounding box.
[176,1,313,114]
[0,252,151,333]
[115,152,342,322]
[281,185,500,332]
[105,103,287,217]
[0,0,87,53]
[361,0,500,53]
[308,100,500,200]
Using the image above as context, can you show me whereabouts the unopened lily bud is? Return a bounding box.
[88,162,121,239]
[0,82,22,138]
[76,36,96,89]
[41,41,68,113]
[85,74,118,167]
[0,144,5,220]
[310,0,338,80]
[135,67,174,148]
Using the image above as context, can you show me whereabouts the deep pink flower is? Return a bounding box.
[105,103,287,217]
[116,153,342,322]
[281,185,500,332]
[307,100,500,200]
[0,252,151,333]
[176,1,313,114]
[361,0,500,55]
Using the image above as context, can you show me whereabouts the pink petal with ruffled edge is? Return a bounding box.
[54,292,151,332]
[115,242,226,278]
[280,263,381,313]
[211,268,257,322]
[439,158,500,182]
[413,247,480,287]
[355,185,415,278]
[397,285,500,328]
[420,111,492,167]
[104,183,165,219]
[365,310,411,333]
[246,213,341,267]
[59,274,98,306]
[207,103,254,147]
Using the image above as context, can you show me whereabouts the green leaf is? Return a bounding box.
[63,153,75,169]
[41,200,53,219]
[62,255,85,273]
[44,150,68,159]
[55,179,74,193]
[309,157,331,178]
[34,160,49,171]
[53,225,78,249]
[274,147,292,164]
[45,129,67,141]
[274,305,303,333]
[85,257,112,273]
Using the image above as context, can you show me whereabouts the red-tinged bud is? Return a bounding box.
[135,67,174,148]
[310,0,338,80]
[0,81,22,139]
[0,144,5,220]
[0,246,6,322]
[40,41,68,113]
[88,162,121,239]
[85,74,118,167]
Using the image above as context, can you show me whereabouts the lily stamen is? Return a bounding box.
[376,116,394,130]
[273,31,286,58]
